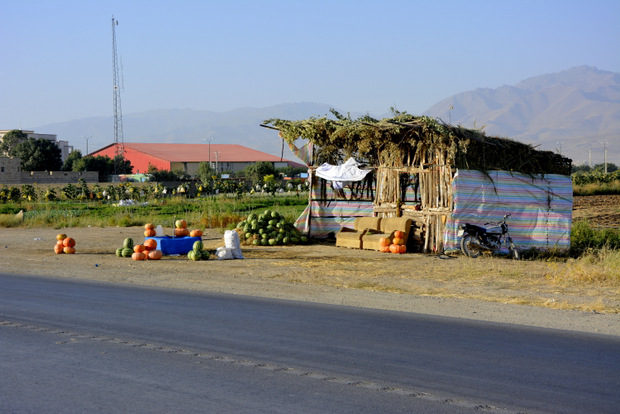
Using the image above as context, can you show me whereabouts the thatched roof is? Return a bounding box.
[263,109,572,176]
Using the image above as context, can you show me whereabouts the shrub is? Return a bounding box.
[570,220,620,256]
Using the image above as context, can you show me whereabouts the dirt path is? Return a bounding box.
[1,226,618,336]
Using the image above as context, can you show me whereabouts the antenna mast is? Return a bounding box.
[112,16,124,173]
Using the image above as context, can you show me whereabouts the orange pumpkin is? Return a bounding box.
[63,246,76,254]
[144,239,157,251]
[174,227,190,237]
[54,242,64,254]
[63,237,75,248]
[393,230,404,239]
[189,229,203,238]
[399,244,407,254]
[392,237,404,245]
[175,219,187,229]
[378,237,391,247]
[379,245,390,253]
[133,244,146,253]
[132,251,146,261]
[144,223,155,230]
[144,228,156,237]
[389,244,400,254]
[147,249,163,260]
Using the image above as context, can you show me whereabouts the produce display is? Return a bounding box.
[115,233,162,260]
[54,233,76,254]
[174,219,190,237]
[187,239,210,261]
[144,223,156,237]
[236,210,307,246]
[378,230,407,254]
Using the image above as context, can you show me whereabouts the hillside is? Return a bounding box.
[36,103,337,163]
[424,66,620,165]
[35,66,619,167]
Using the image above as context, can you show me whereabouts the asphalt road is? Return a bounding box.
[1,273,618,413]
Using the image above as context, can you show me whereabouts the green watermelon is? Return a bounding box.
[201,250,210,260]
[188,250,201,261]
[123,238,134,249]
[193,240,203,252]
[115,247,123,257]
[121,247,133,257]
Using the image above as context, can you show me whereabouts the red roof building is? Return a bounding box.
[90,143,301,175]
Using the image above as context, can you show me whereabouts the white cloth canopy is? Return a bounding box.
[315,158,371,184]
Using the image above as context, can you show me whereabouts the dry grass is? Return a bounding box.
[546,248,620,286]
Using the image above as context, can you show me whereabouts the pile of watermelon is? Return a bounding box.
[187,240,210,261]
[116,238,135,258]
[236,209,307,246]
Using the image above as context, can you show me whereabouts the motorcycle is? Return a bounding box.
[458,214,520,259]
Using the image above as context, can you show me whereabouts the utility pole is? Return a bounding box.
[82,135,91,155]
[602,142,608,173]
[112,16,124,174]
[203,138,214,170]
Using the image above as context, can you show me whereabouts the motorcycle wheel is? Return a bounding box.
[460,234,481,258]
[508,240,520,260]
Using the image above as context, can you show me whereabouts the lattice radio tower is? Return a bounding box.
[112,16,124,174]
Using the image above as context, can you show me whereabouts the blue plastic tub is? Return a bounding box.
[145,236,201,256]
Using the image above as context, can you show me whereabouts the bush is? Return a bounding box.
[571,220,620,256]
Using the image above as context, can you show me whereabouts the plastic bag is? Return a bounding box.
[215,247,234,260]
[224,230,244,259]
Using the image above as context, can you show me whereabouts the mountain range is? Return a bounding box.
[35,65,619,166]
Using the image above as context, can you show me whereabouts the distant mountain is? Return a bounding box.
[36,66,619,167]
[35,103,339,163]
[424,66,620,165]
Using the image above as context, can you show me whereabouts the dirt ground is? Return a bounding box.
[573,194,620,227]
[1,195,618,336]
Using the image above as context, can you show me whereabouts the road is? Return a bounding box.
[1,273,618,413]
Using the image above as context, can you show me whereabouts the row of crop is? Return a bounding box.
[0,179,309,203]
[572,170,620,186]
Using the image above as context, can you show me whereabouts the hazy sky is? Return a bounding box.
[2,0,619,129]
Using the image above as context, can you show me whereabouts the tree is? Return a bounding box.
[593,163,618,173]
[572,164,591,174]
[197,161,215,184]
[147,165,189,181]
[241,161,276,186]
[1,129,27,156]
[62,149,83,171]
[113,154,133,175]
[73,154,133,181]
[11,138,62,171]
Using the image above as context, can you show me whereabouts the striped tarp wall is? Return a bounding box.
[295,200,375,237]
[444,170,573,252]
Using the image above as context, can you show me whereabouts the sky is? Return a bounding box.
[2,0,619,130]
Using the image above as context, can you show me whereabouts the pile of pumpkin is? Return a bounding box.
[115,236,163,260]
[142,220,202,238]
[378,230,407,254]
[143,221,203,238]
[236,209,307,246]
[54,233,76,254]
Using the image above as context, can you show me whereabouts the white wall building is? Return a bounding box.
[0,130,73,161]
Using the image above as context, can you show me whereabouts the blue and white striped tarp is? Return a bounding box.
[295,200,375,237]
[444,170,573,252]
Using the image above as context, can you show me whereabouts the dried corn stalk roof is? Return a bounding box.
[263,109,572,175]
